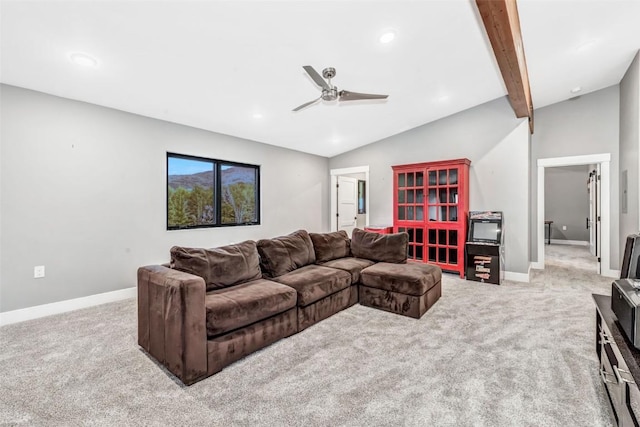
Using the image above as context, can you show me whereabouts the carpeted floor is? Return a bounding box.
[0,245,615,426]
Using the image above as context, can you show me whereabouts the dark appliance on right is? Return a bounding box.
[595,233,640,427]
[465,211,504,285]
[611,233,640,349]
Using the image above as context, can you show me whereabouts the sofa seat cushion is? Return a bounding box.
[350,228,409,264]
[171,240,262,291]
[319,257,375,284]
[360,262,442,296]
[272,265,351,307]
[204,279,297,337]
[257,230,316,278]
[309,230,351,262]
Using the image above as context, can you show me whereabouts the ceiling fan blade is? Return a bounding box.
[292,97,321,112]
[339,90,389,101]
[303,65,330,90]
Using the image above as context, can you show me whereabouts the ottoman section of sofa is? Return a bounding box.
[272,264,352,331]
[360,262,442,319]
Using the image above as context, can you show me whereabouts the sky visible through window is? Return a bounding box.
[168,157,212,176]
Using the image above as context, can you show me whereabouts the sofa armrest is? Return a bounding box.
[137,265,207,385]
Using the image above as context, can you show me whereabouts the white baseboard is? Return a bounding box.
[0,287,136,327]
[530,261,544,270]
[505,269,530,283]
[602,269,621,279]
[549,239,589,246]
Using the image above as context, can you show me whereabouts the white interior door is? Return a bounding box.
[337,176,358,237]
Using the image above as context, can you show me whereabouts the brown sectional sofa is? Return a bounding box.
[137,228,441,385]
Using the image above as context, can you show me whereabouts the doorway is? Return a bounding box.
[588,166,600,258]
[535,153,614,277]
[330,166,370,235]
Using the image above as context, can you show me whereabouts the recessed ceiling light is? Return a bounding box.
[252,113,263,119]
[379,30,396,44]
[68,52,98,68]
[570,86,582,94]
[436,95,450,102]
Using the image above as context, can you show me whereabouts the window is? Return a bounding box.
[358,180,366,214]
[167,153,260,229]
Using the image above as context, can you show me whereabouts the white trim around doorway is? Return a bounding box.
[534,153,616,277]
[330,166,370,232]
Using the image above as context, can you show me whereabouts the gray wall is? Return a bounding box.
[620,51,640,247]
[0,85,330,312]
[329,97,531,275]
[544,165,590,242]
[530,85,620,269]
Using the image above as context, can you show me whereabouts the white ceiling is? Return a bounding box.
[1,0,639,158]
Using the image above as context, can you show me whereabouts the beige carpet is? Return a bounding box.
[0,245,615,426]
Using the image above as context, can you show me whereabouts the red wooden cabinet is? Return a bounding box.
[364,226,393,234]
[392,158,470,277]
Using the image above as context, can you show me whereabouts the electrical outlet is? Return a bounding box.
[562,225,567,231]
[34,265,45,279]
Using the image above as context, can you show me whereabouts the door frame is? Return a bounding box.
[330,166,370,231]
[534,153,614,277]
[588,167,598,257]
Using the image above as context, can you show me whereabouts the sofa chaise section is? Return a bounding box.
[352,228,442,319]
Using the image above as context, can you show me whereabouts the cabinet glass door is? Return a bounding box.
[398,226,424,261]
[426,167,459,222]
[426,228,458,265]
[396,170,425,223]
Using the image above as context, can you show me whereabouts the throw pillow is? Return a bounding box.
[350,228,408,263]
[257,229,316,277]
[309,230,351,263]
[170,240,262,291]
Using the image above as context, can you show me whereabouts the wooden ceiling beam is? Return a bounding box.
[476,0,534,133]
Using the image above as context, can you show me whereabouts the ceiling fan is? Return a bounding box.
[292,65,389,112]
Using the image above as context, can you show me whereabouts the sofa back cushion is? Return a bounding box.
[257,230,316,278]
[350,228,409,263]
[309,230,351,263]
[170,240,262,291]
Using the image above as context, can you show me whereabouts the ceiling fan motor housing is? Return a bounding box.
[322,67,336,79]
[322,88,338,101]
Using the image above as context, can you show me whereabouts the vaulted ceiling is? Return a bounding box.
[2,0,639,157]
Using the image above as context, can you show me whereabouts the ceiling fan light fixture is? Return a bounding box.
[379,30,396,44]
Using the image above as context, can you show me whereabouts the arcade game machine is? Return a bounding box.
[465,211,504,285]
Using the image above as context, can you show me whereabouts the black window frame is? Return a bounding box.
[166,152,260,230]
